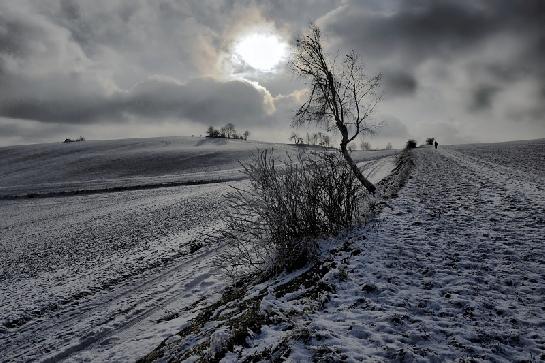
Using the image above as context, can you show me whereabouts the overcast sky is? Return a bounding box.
[1,0,544,147]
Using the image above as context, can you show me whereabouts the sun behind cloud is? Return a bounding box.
[233,32,288,72]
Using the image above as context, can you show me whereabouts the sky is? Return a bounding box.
[0,0,544,147]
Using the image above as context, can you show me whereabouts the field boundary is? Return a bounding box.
[0,176,247,200]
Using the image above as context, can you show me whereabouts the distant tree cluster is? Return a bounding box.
[63,136,85,143]
[426,137,435,146]
[206,123,250,140]
[289,132,330,147]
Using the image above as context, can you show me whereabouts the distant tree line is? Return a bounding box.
[360,139,392,151]
[290,132,394,151]
[206,123,250,140]
[289,132,330,147]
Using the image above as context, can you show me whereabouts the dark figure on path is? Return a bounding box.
[434,141,438,149]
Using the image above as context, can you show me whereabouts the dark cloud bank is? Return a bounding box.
[0,0,544,146]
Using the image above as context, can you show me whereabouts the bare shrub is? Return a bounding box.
[212,149,369,280]
[405,139,417,149]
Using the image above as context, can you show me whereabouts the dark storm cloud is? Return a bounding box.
[320,0,545,118]
[123,77,274,126]
[0,75,273,126]
[322,0,545,62]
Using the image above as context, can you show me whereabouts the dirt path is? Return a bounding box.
[304,147,545,361]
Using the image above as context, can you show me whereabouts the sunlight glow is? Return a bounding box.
[233,33,288,72]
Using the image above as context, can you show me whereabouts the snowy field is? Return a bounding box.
[3,138,543,362]
[0,136,395,199]
[0,137,395,362]
[141,139,545,362]
[0,137,269,198]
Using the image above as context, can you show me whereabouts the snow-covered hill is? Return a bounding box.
[0,136,396,362]
[3,138,542,361]
[0,136,396,198]
[0,137,277,198]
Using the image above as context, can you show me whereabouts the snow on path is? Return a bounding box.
[302,147,545,361]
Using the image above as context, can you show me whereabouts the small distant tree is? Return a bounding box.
[290,132,304,145]
[426,137,435,146]
[385,142,393,150]
[318,133,330,147]
[360,141,371,151]
[291,24,382,193]
[289,132,298,144]
[243,130,250,140]
[406,139,417,149]
[322,134,330,147]
[206,126,215,137]
[306,133,314,145]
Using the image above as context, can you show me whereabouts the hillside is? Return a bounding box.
[0,136,396,198]
[0,136,397,362]
[0,137,273,198]
[3,139,543,361]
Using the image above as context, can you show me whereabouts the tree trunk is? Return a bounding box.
[340,143,376,194]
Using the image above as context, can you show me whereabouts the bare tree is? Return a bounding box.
[289,132,297,144]
[206,126,215,137]
[320,134,330,147]
[224,123,236,139]
[289,132,304,145]
[243,130,250,140]
[291,24,382,193]
[360,140,371,151]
